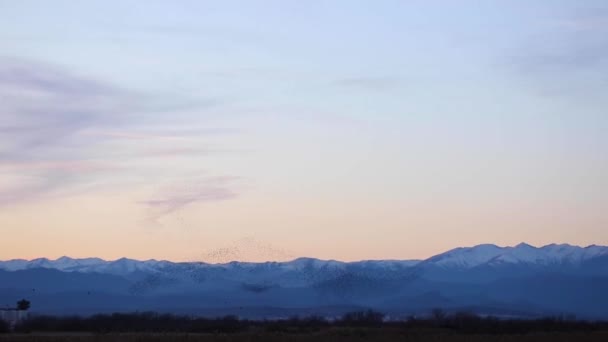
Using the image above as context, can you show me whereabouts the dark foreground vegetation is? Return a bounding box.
[2,310,608,341]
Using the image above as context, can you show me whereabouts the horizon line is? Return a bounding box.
[1,242,605,265]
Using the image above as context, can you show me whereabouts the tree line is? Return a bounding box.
[4,310,608,334]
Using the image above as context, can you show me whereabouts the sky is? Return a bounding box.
[1,0,607,262]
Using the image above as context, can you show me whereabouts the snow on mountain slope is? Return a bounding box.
[426,244,503,268]
[0,256,419,275]
[426,243,608,268]
[0,258,29,271]
[52,256,106,270]
[2,244,608,318]
[1,243,606,276]
[0,257,170,275]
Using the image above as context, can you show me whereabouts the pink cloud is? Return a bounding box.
[139,177,240,222]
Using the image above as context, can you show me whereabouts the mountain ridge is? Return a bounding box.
[1,242,608,318]
[2,242,605,263]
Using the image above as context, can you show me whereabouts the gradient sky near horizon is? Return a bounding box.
[1,0,607,262]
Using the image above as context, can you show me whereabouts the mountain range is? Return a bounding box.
[1,243,607,319]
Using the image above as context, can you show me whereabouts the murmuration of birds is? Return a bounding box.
[127,236,422,297]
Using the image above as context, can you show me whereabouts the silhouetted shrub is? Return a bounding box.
[17,299,31,311]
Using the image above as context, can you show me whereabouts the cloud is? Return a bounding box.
[139,177,239,222]
[0,58,236,218]
[506,9,608,100]
[0,57,143,205]
[80,126,237,141]
[0,57,119,97]
[0,57,136,158]
[0,174,61,206]
[141,146,242,158]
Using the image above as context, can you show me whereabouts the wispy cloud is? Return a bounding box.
[139,177,239,222]
[141,146,242,158]
[0,57,119,97]
[0,57,136,158]
[506,9,608,100]
[0,174,62,206]
[0,57,141,205]
[80,126,237,141]
[0,57,238,209]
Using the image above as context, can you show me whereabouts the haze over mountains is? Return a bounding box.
[1,243,607,319]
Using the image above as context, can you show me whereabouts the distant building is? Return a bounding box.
[0,308,28,329]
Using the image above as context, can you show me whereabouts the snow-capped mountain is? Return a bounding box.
[1,243,608,318]
[1,243,606,275]
[1,243,605,274]
[0,256,163,274]
[425,243,608,268]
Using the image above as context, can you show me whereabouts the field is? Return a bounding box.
[3,329,608,342]
[4,311,608,341]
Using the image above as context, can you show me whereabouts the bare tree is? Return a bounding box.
[17,299,30,311]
